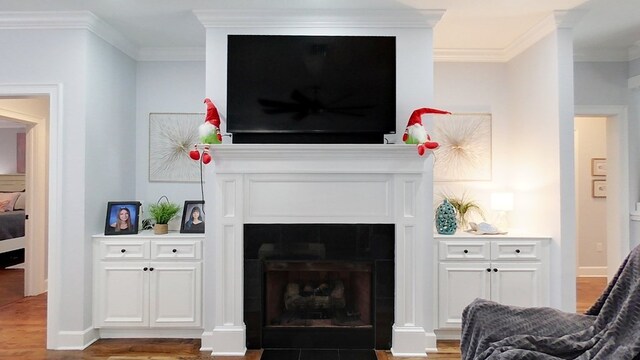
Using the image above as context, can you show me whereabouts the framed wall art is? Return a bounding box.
[432,113,492,181]
[592,179,607,198]
[149,113,203,182]
[591,158,606,176]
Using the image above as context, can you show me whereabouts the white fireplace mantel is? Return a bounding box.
[201,144,436,357]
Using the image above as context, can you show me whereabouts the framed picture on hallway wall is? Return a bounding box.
[591,158,607,176]
[592,179,607,198]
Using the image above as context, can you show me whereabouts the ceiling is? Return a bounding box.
[0,0,637,61]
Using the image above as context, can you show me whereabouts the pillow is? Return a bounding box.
[0,192,20,212]
[0,200,9,212]
[13,192,26,210]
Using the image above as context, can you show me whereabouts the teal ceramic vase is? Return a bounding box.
[436,199,457,235]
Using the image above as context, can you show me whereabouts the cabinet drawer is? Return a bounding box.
[151,240,202,260]
[100,240,149,260]
[491,241,540,260]
[439,241,489,260]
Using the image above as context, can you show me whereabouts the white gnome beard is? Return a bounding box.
[199,122,216,139]
[407,124,428,143]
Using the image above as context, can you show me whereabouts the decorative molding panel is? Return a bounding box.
[194,9,445,29]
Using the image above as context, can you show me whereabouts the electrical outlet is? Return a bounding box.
[596,242,603,252]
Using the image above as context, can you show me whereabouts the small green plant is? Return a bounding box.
[148,201,181,225]
[442,192,485,230]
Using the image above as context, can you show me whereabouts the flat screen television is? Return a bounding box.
[226,35,396,144]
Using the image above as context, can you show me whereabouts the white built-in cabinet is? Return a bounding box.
[93,233,203,332]
[435,234,550,330]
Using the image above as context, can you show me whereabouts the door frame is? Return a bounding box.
[0,84,62,349]
[575,105,629,279]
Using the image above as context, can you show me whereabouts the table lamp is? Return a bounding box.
[491,192,514,232]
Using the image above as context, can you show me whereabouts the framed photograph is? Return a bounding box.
[591,158,607,176]
[180,200,205,233]
[104,201,141,235]
[592,179,607,198]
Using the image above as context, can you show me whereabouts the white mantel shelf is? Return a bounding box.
[207,143,432,174]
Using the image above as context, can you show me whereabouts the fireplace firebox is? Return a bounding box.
[244,224,394,351]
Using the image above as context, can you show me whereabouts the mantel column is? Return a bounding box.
[201,170,246,356]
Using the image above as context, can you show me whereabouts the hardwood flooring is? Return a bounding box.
[0,268,24,307]
[0,277,608,359]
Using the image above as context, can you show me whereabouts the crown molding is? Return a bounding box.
[0,11,139,59]
[194,8,445,29]
[434,48,506,63]
[137,47,205,62]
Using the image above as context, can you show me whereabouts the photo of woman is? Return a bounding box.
[181,201,205,233]
[104,202,141,235]
[111,207,132,232]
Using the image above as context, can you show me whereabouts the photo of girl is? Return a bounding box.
[180,201,205,233]
[104,202,141,235]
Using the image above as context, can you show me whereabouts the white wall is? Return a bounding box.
[433,62,509,224]
[575,117,607,272]
[83,33,137,331]
[135,61,206,217]
[574,62,629,106]
[507,30,575,311]
[0,127,24,173]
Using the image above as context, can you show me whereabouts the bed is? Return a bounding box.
[0,174,26,268]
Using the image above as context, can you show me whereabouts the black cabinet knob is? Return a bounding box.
[463,249,469,254]
[486,268,491,272]
[172,249,177,253]
[120,249,126,253]
[149,267,154,271]
[493,268,498,272]
[515,249,521,253]
[143,267,148,271]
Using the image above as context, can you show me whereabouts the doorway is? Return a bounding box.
[574,106,630,282]
[0,97,49,297]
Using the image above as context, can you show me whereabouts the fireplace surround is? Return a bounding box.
[244,223,394,351]
[201,144,436,357]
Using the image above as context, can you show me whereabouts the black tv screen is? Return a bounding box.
[226,35,396,143]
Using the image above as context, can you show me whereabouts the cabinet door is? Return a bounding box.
[438,262,491,328]
[96,261,149,327]
[491,262,543,307]
[149,262,202,327]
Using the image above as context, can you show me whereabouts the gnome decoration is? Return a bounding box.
[402,107,451,156]
[189,98,223,165]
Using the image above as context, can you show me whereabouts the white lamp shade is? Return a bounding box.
[491,192,514,212]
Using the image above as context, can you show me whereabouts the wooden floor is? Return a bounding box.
[0,277,608,359]
[0,268,24,307]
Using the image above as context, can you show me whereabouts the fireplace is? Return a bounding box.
[244,224,394,351]
[202,145,435,357]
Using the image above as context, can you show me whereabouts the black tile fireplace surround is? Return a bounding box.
[244,224,394,355]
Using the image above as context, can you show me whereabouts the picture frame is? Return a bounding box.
[180,200,205,233]
[591,158,607,176]
[592,179,607,198]
[104,201,141,235]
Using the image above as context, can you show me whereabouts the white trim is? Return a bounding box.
[628,75,640,90]
[194,8,445,29]
[55,328,99,350]
[631,211,640,222]
[503,13,557,61]
[433,48,505,63]
[0,108,41,123]
[0,11,138,59]
[577,266,608,277]
[99,328,203,338]
[137,47,205,62]
[574,48,630,63]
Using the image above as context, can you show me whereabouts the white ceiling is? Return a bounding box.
[0,0,638,60]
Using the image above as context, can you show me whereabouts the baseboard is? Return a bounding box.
[99,328,202,339]
[55,327,99,350]
[577,266,607,277]
[434,328,461,340]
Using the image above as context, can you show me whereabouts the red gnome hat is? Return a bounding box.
[204,98,221,128]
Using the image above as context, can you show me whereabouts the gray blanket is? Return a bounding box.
[460,244,640,359]
[0,210,25,241]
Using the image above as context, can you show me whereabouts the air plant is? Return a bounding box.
[441,192,485,231]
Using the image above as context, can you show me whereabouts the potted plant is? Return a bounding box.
[148,198,181,235]
[442,192,485,231]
